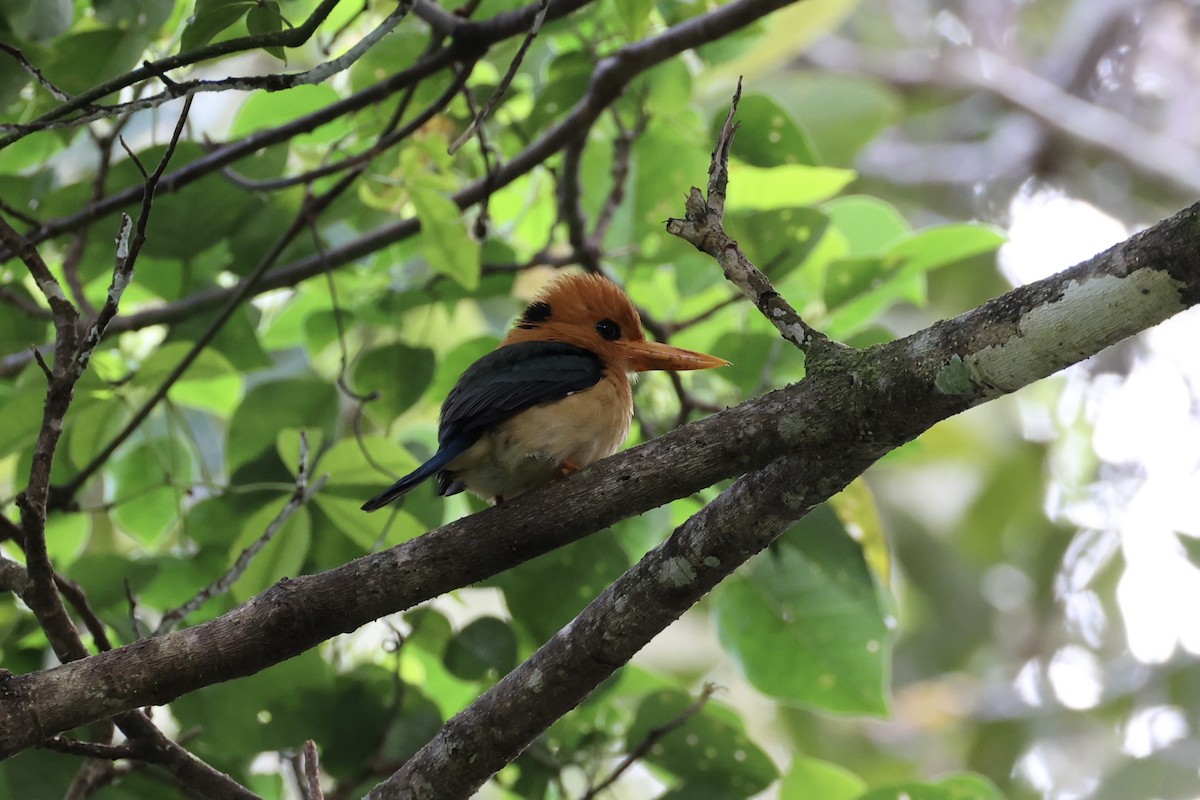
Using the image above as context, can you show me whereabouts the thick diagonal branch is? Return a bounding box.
[0,197,1197,760]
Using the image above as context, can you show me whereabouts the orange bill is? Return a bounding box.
[621,340,731,372]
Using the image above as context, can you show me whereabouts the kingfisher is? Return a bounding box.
[361,273,729,510]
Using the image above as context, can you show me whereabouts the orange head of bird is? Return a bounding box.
[501,273,730,373]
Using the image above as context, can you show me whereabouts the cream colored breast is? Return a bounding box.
[501,375,632,467]
[445,374,633,502]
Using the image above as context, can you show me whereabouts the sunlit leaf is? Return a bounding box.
[779,757,866,800]
[727,163,855,210]
[410,187,481,290]
[859,774,1007,800]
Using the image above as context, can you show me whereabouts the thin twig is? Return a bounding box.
[154,433,328,635]
[0,42,74,102]
[292,740,325,800]
[221,59,473,192]
[592,104,648,244]
[41,736,145,761]
[75,96,194,379]
[0,285,51,318]
[1,1,415,139]
[449,0,551,154]
[0,0,345,146]
[581,684,716,800]
[664,77,839,357]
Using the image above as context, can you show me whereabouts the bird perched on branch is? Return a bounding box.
[362,273,729,510]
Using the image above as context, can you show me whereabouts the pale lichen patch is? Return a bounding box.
[658,556,697,588]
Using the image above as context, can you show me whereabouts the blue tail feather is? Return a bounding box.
[360,438,472,511]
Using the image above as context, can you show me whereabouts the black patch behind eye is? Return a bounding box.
[595,318,621,341]
[516,300,552,329]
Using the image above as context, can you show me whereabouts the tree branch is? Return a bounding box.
[0,0,346,146]
[666,78,839,358]
[15,0,414,134]
[1,192,1197,758]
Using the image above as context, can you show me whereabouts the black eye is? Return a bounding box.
[595,319,621,341]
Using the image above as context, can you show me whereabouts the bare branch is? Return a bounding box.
[41,736,144,761]
[665,78,839,358]
[75,96,194,379]
[7,189,1195,759]
[292,741,324,800]
[0,41,74,103]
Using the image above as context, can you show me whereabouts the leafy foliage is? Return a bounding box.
[0,0,1183,799]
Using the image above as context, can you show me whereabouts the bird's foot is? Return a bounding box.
[559,459,581,478]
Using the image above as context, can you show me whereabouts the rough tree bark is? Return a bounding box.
[0,147,1197,783]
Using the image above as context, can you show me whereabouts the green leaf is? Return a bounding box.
[353,343,436,422]
[715,505,890,714]
[0,749,74,799]
[756,73,901,167]
[442,617,518,681]
[824,222,1004,337]
[229,499,311,602]
[43,513,88,571]
[626,689,778,796]
[727,163,855,210]
[491,532,630,643]
[349,28,425,93]
[0,381,44,458]
[409,187,481,290]
[823,255,892,311]
[42,29,150,96]
[887,224,1006,276]
[708,0,863,79]
[727,206,831,285]
[226,378,339,475]
[133,342,243,415]
[859,774,1007,800]
[66,554,161,613]
[94,0,175,29]
[181,0,255,53]
[246,0,284,60]
[612,0,653,39]
[829,478,891,585]
[1,0,72,41]
[172,648,332,766]
[111,439,194,545]
[709,332,777,394]
[102,142,260,261]
[376,683,444,765]
[780,757,866,800]
[311,436,426,550]
[719,94,818,167]
[231,85,344,143]
[824,195,911,256]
